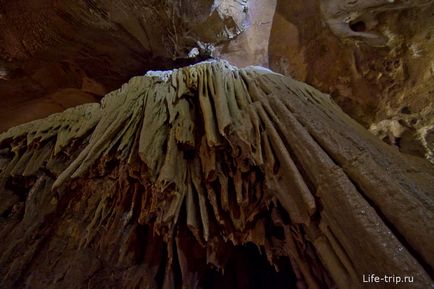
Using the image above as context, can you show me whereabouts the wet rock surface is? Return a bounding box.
[0,61,432,289]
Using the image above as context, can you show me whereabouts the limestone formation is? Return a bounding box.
[320,0,432,46]
[268,0,434,162]
[0,61,433,289]
[0,0,248,131]
[1,0,433,164]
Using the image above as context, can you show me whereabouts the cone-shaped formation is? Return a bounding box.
[0,61,433,289]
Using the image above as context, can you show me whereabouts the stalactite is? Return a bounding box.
[0,60,432,289]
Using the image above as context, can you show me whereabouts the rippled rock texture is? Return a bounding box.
[0,61,433,289]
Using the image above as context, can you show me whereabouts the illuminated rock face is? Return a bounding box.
[0,61,433,289]
[0,0,248,132]
[268,0,434,162]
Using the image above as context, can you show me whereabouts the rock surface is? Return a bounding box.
[0,61,433,289]
[1,0,433,162]
[267,0,434,161]
[0,0,248,132]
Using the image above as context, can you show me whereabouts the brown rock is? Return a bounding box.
[267,0,434,161]
[0,0,248,131]
[0,61,432,289]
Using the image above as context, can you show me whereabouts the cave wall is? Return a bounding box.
[0,0,248,132]
[267,0,434,161]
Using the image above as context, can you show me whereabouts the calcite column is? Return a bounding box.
[0,61,432,289]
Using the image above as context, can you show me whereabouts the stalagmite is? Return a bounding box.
[0,61,433,289]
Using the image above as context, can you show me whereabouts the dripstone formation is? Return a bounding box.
[0,61,433,289]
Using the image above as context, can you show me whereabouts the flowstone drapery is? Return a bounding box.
[0,61,433,289]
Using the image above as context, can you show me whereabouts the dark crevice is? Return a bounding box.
[172,238,183,289]
[349,21,366,32]
[0,205,13,218]
[134,224,148,264]
[400,106,411,114]
[198,242,297,289]
[5,175,37,201]
[155,243,168,289]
